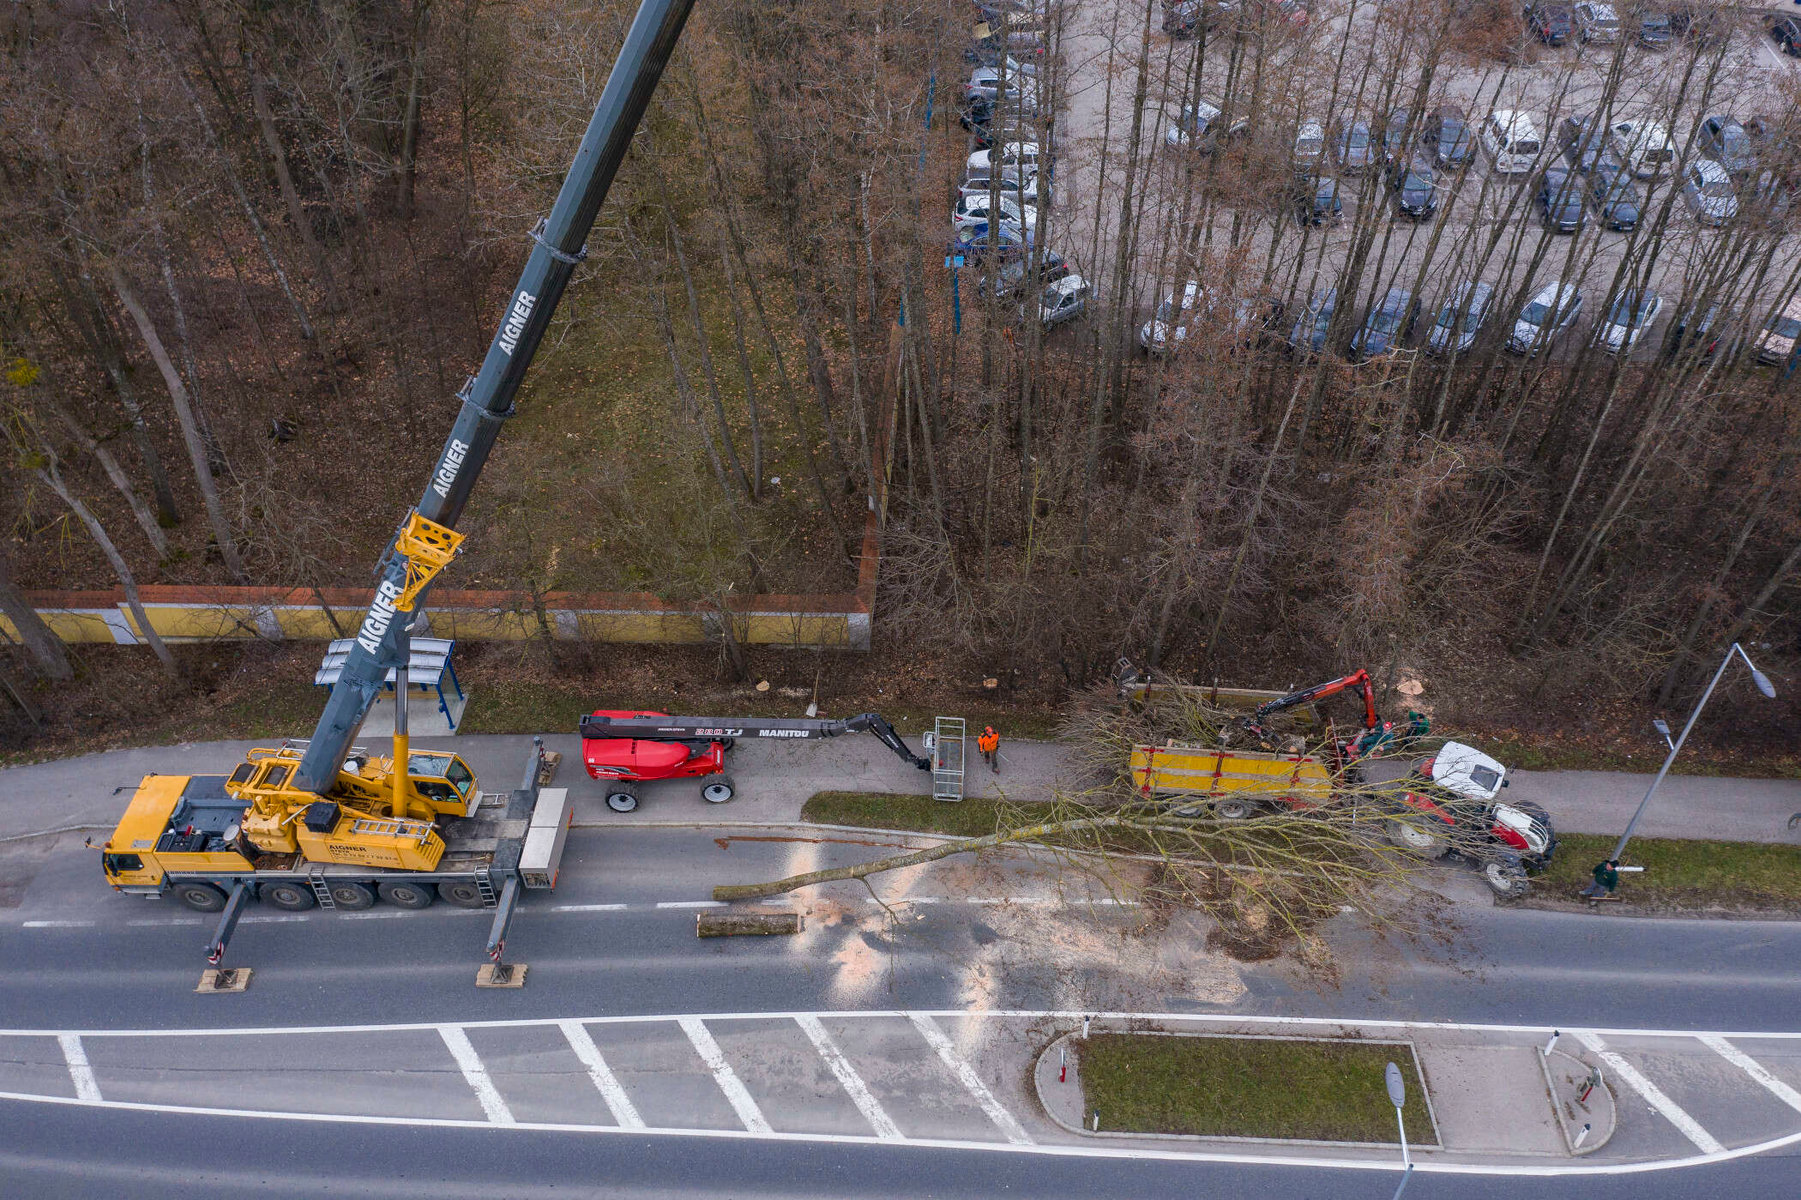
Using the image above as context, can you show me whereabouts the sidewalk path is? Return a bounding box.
[5,732,1800,846]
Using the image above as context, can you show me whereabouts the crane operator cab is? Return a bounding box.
[100,743,482,890]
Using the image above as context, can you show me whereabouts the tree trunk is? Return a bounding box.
[109,264,248,582]
[397,0,433,220]
[0,552,73,682]
[249,54,341,311]
[54,410,171,560]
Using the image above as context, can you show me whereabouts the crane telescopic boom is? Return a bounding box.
[294,0,699,794]
[579,712,934,771]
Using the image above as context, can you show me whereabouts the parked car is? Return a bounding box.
[1596,288,1663,355]
[970,118,1035,151]
[1668,3,1726,46]
[1426,280,1496,356]
[1637,10,1674,48]
[1162,0,1224,37]
[967,35,1046,69]
[1166,99,1249,150]
[1608,119,1674,179]
[1558,113,1609,172]
[1294,175,1345,225]
[1747,169,1793,226]
[1682,158,1739,227]
[1698,115,1758,176]
[1140,280,1206,354]
[1539,165,1587,231]
[1426,107,1474,167]
[1348,288,1419,360]
[957,168,1040,205]
[1755,295,1801,363]
[1289,287,1338,355]
[951,219,1030,262]
[1293,119,1327,171]
[1334,119,1378,173]
[1572,1,1619,42]
[1667,301,1727,361]
[1036,275,1091,328]
[964,67,1038,114]
[967,140,1044,177]
[1380,107,1414,166]
[1772,16,1801,56]
[1586,162,1642,230]
[1525,2,1573,44]
[953,192,1037,236]
[982,249,1071,300]
[1508,281,1583,355]
[1391,157,1438,218]
[1480,109,1542,173]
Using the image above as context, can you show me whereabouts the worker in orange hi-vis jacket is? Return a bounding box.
[977,726,1000,773]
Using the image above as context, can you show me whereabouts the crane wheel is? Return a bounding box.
[261,881,317,911]
[605,789,640,813]
[438,881,488,908]
[327,881,376,910]
[702,776,736,804]
[171,882,228,912]
[378,880,435,909]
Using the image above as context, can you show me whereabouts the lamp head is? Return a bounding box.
[1652,719,1671,739]
[1385,1061,1406,1109]
[1751,669,1777,700]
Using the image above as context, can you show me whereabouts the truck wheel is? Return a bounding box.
[260,881,316,911]
[605,789,640,813]
[378,880,435,909]
[1483,859,1530,897]
[437,881,488,908]
[172,882,228,912]
[327,881,376,910]
[702,776,736,804]
[1386,819,1449,859]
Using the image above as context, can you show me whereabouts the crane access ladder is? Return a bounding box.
[927,717,966,802]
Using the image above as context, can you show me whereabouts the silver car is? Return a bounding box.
[1596,288,1662,356]
[1508,281,1583,355]
[1427,280,1495,356]
[1572,0,1619,42]
[1037,275,1091,328]
[1683,159,1738,227]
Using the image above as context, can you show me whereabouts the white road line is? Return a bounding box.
[907,1013,1033,1145]
[677,1016,771,1134]
[437,1025,515,1126]
[126,918,203,927]
[551,903,629,912]
[965,897,1053,906]
[794,1014,903,1141]
[1699,1035,1801,1115]
[558,1020,645,1129]
[341,911,408,920]
[657,901,725,909]
[22,920,95,929]
[240,915,311,925]
[57,1034,101,1102]
[1576,1032,1723,1155]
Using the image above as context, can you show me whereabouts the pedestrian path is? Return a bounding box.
[2,1009,1796,1176]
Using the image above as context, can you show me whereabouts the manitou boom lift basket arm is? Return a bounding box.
[293,0,700,794]
[579,712,933,771]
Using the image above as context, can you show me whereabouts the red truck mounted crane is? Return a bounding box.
[580,711,931,812]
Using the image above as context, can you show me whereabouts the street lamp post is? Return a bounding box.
[1611,642,1776,863]
[1385,1061,1414,1200]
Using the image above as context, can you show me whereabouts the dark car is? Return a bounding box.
[1526,2,1574,44]
[1539,165,1587,231]
[1426,107,1474,168]
[1349,287,1419,360]
[1637,11,1674,48]
[982,249,1070,300]
[1289,287,1338,355]
[1295,175,1344,225]
[1667,301,1732,361]
[1391,157,1437,218]
[1587,162,1642,230]
[1558,113,1609,172]
[1773,16,1801,56]
[1334,119,1378,173]
[1699,115,1758,176]
[1380,107,1414,166]
[1667,3,1726,46]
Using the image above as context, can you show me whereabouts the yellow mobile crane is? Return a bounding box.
[98,0,701,965]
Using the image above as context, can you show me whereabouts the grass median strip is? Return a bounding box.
[1077,1032,1436,1143]
[802,791,1052,837]
[1541,832,1801,911]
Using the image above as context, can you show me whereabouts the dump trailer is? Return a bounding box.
[1129,740,1337,819]
[101,742,569,963]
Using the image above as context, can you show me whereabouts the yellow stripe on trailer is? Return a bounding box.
[1129,742,1335,805]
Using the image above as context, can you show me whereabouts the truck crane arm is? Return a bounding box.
[293,0,699,795]
[579,712,932,770]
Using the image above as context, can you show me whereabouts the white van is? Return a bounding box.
[1480,110,1542,173]
[1608,119,1676,179]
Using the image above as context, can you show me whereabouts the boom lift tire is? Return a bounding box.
[261,881,317,911]
[438,881,488,908]
[327,881,377,910]
[605,788,640,813]
[701,776,736,804]
[172,882,229,912]
[378,880,436,909]
[1386,818,1449,859]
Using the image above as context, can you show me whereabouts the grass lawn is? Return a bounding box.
[1078,1033,1436,1143]
[800,791,1052,837]
[1540,832,1801,911]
